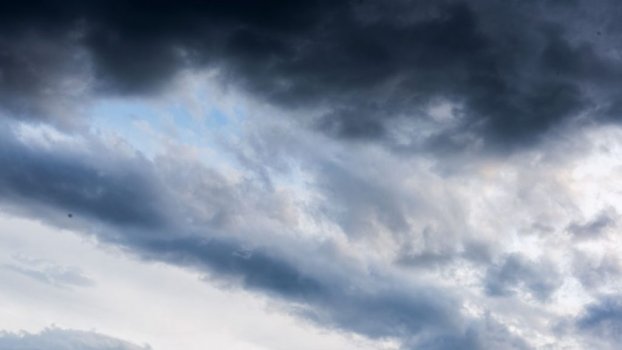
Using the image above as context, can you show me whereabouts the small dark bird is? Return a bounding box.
[67,213,73,218]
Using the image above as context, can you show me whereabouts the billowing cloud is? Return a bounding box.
[1,1,621,150]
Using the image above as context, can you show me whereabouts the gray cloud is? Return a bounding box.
[0,31,90,128]
[0,118,528,348]
[0,328,149,350]
[484,253,562,301]
[573,252,621,291]
[0,1,621,150]
[0,2,619,347]
[0,126,167,230]
[577,296,622,347]
[408,315,530,350]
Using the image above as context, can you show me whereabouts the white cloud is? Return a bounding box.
[0,214,392,350]
[0,328,148,350]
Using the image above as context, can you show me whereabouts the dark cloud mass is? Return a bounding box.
[484,253,562,301]
[0,127,165,229]
[567,208,617,239]
[3,2,622,349]
[1,0,621,149]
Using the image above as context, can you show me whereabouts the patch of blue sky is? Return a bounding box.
[89,97,161,157]
[160,99,244,149]
[88,96,246,172]
[206,108,230,128]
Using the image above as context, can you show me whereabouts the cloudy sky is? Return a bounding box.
[2,1,622,349]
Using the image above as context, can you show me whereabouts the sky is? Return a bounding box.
[1,1,622,349]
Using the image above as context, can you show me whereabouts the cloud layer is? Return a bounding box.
[0,328,148,350]
[2,0,622,149]
[2,1,622,350]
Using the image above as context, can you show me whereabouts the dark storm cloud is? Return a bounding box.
[572,251,620,290]
[0,32,88,125]
[1,0,621,149]
[0,127,166,229]
[140,236,324,300]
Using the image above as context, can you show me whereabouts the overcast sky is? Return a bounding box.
[2,1,622,349]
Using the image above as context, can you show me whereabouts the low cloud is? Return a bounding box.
[0,328,149,350]
[1,1,622,151]
[484,253,562,301]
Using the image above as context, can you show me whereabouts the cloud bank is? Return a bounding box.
[2,1,622,349]
[1,0,622,150]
